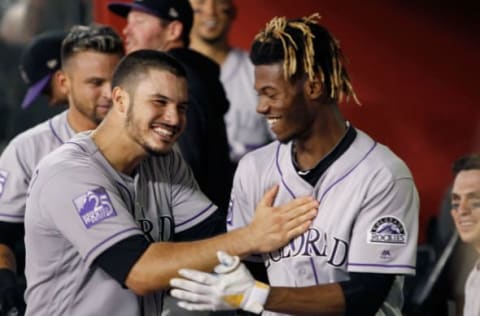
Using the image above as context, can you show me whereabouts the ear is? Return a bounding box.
[167,20,183,43]
[53,70,68,95]
[112,86,129,114]
[304,75,323,100]
[57,70,69,93]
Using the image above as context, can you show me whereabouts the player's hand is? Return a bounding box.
[0,269,25,316]
[170,251,270,314]
[247,185,318,253]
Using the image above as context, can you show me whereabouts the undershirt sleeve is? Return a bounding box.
[94,235,150,286]
[0,221,24,249]
[340,272,395,316]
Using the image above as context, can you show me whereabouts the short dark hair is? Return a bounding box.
[452,154,480,175]
[61,24,124,65]
[111,49,187,94]
[250,13,359,105]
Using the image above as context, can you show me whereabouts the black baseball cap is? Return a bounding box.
[108,0,193,34]
[19,30,66,109]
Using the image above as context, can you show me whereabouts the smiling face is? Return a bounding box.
[124,69,188,155]
[62,50,122,129]
[451,169,480,251]
[123,10,171,53]
[189,0,234,44]
[254,63,315,143]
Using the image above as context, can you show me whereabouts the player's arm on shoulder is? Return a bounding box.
[124,186,318,295]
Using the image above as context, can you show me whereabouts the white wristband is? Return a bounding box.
[243,281,270,314]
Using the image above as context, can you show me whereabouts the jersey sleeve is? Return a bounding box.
[347,169,419,275]
[0,139,31,223]
[226,156,263,263]
[168,148,218,233]
[30,166,143,267]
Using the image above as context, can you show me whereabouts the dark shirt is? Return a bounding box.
[167,48,233,213]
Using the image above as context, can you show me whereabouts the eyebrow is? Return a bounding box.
[451,191,480,200]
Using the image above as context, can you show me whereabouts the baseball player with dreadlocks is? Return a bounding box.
[170,13,419,315]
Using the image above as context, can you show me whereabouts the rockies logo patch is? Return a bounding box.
[0,169,8,198]
[73,187,117,229]
[368,216,407,244]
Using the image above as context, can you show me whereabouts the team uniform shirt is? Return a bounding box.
[464,259,480,316]
[0,110,73,223]
[222,49,272,163]
[24,132,216,316]
[227,128,419,316]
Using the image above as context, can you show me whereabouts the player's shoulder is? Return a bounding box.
[355,129,413,179]
[237,140,279,170]
[3,111,68,150]
[35,132,96,177]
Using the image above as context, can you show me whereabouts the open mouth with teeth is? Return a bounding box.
[152,124,176,140]
[266,117,280,128]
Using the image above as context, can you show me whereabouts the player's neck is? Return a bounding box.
[91,119,146,176]
[293,114,347,170]
[67,106,97,133]
[190,37,230,65]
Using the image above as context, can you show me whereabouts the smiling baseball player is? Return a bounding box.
[170,13,419,316]
[0,25,124,316]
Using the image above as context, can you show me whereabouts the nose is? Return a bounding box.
[164,104,180,126]
[99,82,112,103]
[256,97,269,115]
[122,21,131,37]
[457,198,472,215]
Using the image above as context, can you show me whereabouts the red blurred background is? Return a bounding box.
[94,0,480,243]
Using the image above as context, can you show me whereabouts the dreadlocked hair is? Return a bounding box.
[250,13,360,105]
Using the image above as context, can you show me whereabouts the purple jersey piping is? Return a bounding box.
[48,117,72,144]
[275,143,296,199]
[83,227,142,263]
[319,142,377,203]
[64,141,87,152]
[348,262,415,270]
[175,203,215,228]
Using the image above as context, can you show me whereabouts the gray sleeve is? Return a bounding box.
[169,148,218,233]
[33,166,143,267]
[0,139,30,223]
[226,156,264,263]
[348,169,419,275]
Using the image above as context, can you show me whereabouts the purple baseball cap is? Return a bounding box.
[108,0,193,35]
[19,30,66,109]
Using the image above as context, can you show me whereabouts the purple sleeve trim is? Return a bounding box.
[175,203,215,228]
[348,262,415,270]
[83,227,143,264]
[0,213,24,219]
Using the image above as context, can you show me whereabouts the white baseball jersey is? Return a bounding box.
[227,129,419,316]
[0,110,73,223]
[24,132,216,316]
[464,259,480,316]
[222,49,272,163]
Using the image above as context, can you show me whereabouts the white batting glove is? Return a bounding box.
[170,251,270,314]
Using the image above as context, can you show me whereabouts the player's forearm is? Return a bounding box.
[0,243,16,272]
[265,283,346,316]
[126,226,256,295]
